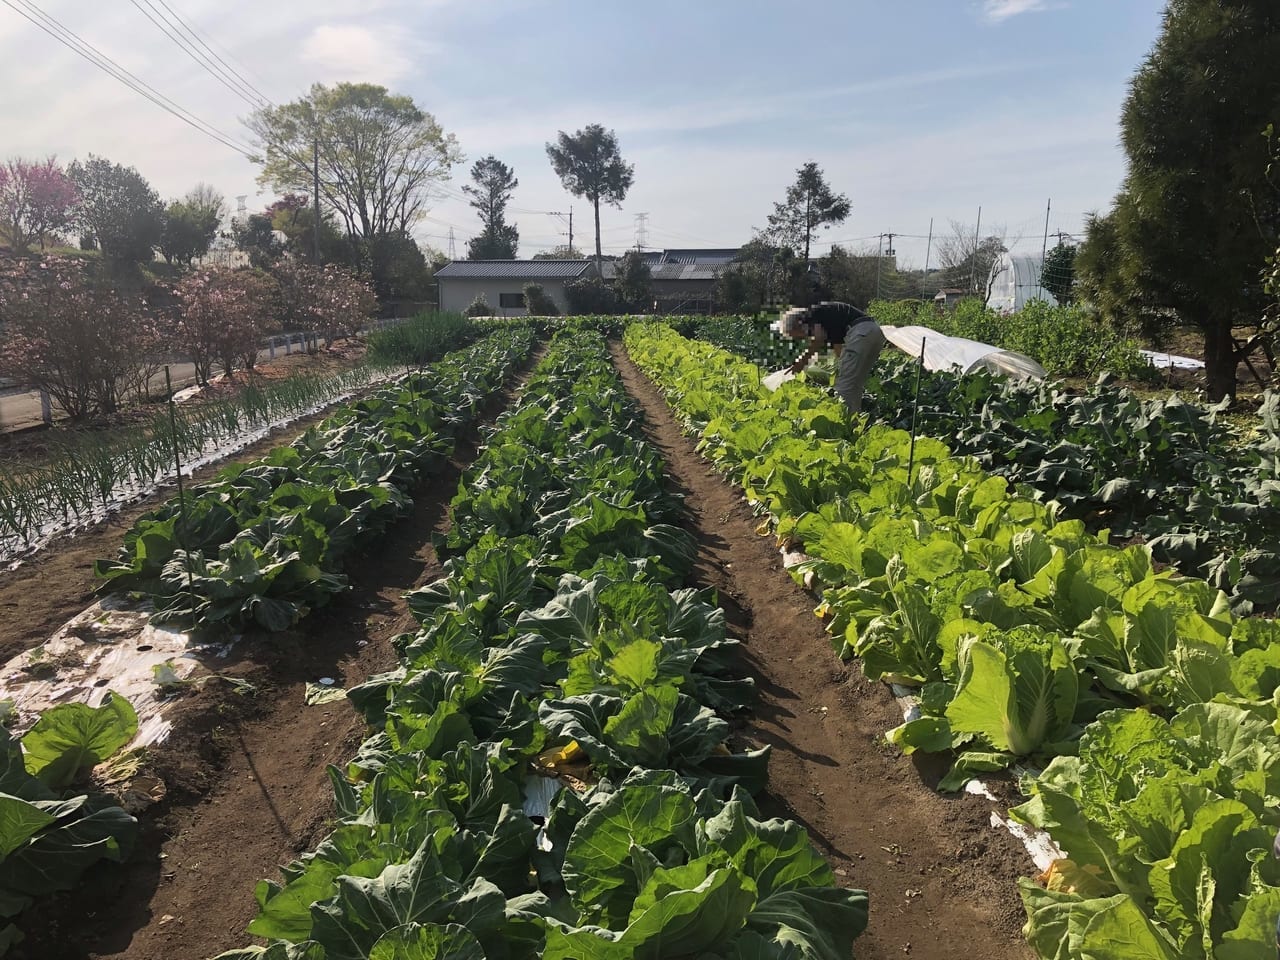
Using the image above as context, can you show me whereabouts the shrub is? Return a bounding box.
[565,276,617,314]
[0,254,162,417]
[523,282,559,316]
[464,292,494,317]
[366,311,475,366]
[175,269,273,382]
[868,297,1155,380]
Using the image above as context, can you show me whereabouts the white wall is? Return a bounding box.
[438,277,573,315]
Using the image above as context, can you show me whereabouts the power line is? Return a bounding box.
[1,0,254,157]
[127,0,267,109]
[147,0,274,105]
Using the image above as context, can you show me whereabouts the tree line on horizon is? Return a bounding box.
[4,0,1279,402]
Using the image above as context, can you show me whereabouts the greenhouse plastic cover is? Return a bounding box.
[1140,349,1205,370]
[881,324,1047,380]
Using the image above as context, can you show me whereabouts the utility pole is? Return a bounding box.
[875,233,885,299]
[970,206,982,295]
[634,212,649,252]
[923,217,934,292]
[312,136,321,265]
[545,208,575,254]
[1038,198,1052,302]
[882,232,896,299]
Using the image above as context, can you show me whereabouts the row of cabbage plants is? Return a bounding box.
[690,313,1280,610]
[625,321,1279,960]
[95,330,536,633]
[213,329,868,960]
[0,694,138,955]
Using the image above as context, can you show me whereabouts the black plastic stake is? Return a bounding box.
[164,367,198,626]
[906,337,927,489]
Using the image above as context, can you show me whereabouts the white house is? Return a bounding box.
[985,253,1058,312]
[435,260,594,315]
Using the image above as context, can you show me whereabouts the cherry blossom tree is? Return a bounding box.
[0,157,79,252]
[272,259,376,345]
[174,269,273,382]
[313,264,377,344]
[0,255,156,418]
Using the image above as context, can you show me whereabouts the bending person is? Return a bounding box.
[780,301,887,414]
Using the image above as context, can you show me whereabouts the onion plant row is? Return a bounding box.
[212,329,869,960]
[0,364,394,562]
[96,329,536,632]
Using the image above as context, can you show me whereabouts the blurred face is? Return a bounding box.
[780,308,808,340]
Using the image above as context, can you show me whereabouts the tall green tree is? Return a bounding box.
[613,250,652,309]
[1076,0,1280,399]
[766,162,850,262]
[248,82,462,242]
[463,156,519,259]
[1039,241,1077,305]
[532,244,585,260]
[821,245,891,307]
[160,184,224,266]
[231,212,281,270]
[355,230,432,301]
[546,124,634,268]
[68,155,165,263]
[267,194,347,263]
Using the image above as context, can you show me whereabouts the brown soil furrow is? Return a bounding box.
[11,348,543,960]
[611,341,1032,960]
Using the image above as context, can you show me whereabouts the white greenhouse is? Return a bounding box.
[985,253,1058,312]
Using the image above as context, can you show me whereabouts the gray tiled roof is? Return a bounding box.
[600,262,721,282]
[435,260,593,279]
[659,248,740,265]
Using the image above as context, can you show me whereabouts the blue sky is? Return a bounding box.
[0,0,1169,265]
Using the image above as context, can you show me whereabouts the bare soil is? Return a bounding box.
[612,342,1032,960]
[7,352,540,960]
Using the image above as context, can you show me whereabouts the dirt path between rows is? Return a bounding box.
[11,350,542,960]
[612,343,1032,960]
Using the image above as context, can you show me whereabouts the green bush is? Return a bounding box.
[366,311,475,366]
[464,292,494,317]
[523,282,560,316]
[565,276,618,314]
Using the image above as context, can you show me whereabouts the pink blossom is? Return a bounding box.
[0,157,78,252]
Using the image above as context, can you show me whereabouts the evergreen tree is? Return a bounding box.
[1076,0,1280,399]
[463,156,519,259]
[546,125,634,268]
[766,162,850,262]
[1040,242,1077,305]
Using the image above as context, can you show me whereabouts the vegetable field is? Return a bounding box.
[3,315,1277,960]
[631,320,1280,958]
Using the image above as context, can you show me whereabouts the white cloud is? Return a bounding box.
[301,24,412,85]
[983,0,1054,22]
